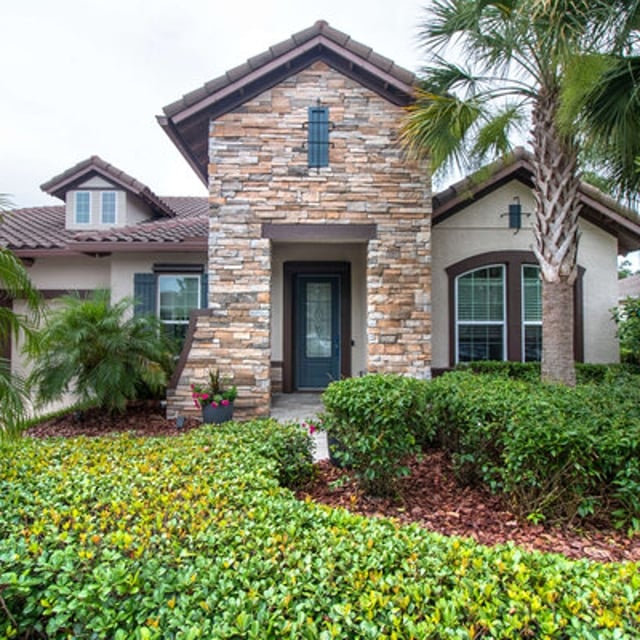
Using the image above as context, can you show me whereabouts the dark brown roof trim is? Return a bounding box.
[159,20,416,183]
[41,156,176,218]
[11,242,206,259]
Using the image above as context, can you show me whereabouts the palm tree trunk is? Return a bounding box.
[531,87,581,386]
[541,279,576,386]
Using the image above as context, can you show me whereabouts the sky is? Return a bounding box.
[1,0,425,209]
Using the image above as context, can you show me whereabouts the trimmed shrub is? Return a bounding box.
[424,371,640,528]
[321,374,431,496]
[231,418,315,489]
[455,360,541,381]
[1,427,639,638]
[455,360,640,384]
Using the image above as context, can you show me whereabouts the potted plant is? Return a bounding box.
[191,369,237,424]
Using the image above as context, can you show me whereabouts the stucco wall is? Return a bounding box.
[431,180,620,367]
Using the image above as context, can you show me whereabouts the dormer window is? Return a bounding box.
[101,191,117,224]
[74,191,91,224]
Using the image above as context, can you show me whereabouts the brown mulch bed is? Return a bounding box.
[23,400,201,439]
[24,403,640,563]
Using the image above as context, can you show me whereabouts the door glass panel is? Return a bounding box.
[305,282,332,358]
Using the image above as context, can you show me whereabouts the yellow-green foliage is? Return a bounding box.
[1,421,639,639]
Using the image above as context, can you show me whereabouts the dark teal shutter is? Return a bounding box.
[200,273,208,309]
[308,106,329,168]
[134,273,156,316]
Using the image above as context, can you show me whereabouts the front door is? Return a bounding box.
[283,261,351,392]
[295,275,340,388]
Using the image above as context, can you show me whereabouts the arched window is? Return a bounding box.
[455,265,506,362]
[447,252,583,366]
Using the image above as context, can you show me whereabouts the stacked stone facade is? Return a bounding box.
[168,61,431,419]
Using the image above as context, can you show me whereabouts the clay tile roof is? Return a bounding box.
[158,20,416,183]
[0,206,71,250]
[73,215,208,247]
[1,196,208,256]
[41,156,176,219]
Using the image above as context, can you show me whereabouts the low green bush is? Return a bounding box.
[228,418,315,489]
[424,371,640,528]
[455,360,541,381]
[321,374,431,496]
[455,360,640,383]
[1,425,639,638]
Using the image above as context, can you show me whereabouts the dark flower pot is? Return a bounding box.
[202,402,234,424]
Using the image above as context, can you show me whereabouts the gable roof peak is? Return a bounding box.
[158,20,416,183]
[40,156,176,219]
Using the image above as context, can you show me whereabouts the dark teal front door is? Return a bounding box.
[295,275,341,389]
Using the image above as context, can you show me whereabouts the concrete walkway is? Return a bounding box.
[270,392,328,460]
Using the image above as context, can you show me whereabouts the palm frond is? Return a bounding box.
[401,89,484,174]
[471,102,527,163]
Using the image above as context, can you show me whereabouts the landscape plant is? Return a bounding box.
[321,374,431,496]
[0,201,42,440]
[1,422,639,638]
[401,0,635,386]
[27,290,173,414]
[423,370,640,529]
[612,296,640,363]
[191,368,237,408]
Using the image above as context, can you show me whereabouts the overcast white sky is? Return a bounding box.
[1,0,425,208]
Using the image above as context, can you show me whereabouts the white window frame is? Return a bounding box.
[100,191,117,225]
[455,264,506,363]
[157,274,201,337]
[521,264,542,362]
[74,191,91,225]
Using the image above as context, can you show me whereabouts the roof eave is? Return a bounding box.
[157,115,208,186]
[71,240,207,253]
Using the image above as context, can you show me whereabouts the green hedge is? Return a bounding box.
[1,422,639,638]
[455,360,640,383]
[321,374,431,495]
[424,371,640,528]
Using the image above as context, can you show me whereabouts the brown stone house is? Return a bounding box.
[3,21,640,419]
[158,20,430,419]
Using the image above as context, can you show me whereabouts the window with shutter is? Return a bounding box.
[307,106,330,168]
[134,269,207,351]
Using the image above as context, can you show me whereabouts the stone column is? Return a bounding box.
[205,203,272,418]
[367,215,432,379]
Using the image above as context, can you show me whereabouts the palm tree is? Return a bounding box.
[560,0,640,200]
[401,0,622,385]
[28,290,173,414]
[0,194,42,439]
